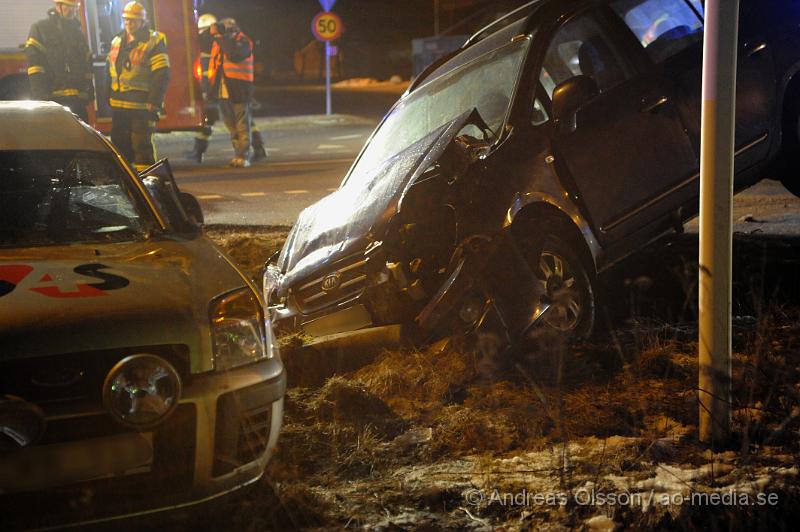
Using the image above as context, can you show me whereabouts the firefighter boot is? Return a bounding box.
[252,130,268,161]
[186,138,209,163]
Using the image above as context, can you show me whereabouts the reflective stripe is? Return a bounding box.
[53,89,85,97]
[27,66,45,75]
[25,37,46,53]
[108,31,168,96]
[109,98,149,110]
[208,32,254,85]
[150,52,170,70]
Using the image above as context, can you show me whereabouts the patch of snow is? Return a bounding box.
[584,514,618,531]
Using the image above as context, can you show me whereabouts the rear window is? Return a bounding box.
[0,151,155,248]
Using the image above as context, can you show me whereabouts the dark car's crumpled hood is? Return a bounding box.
[279,112,474,287]
[1,238,247,369]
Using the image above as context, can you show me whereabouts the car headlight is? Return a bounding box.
[210,287,274,370]
[103,354,181,430]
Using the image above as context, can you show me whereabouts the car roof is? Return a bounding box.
[0,101,107,152]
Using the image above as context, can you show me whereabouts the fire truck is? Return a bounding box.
[0,0,203,132]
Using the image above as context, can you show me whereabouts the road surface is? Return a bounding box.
[158,114,375,225]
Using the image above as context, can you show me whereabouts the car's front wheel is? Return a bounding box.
[519,225,596,339]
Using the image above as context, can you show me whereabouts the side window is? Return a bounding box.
[688,0,704,17]
[540,13,634,100]
[532,96,549,126]
[611,0,703,64]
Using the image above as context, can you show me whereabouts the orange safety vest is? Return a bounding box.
[208,32,254,84]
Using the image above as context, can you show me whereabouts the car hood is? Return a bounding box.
[278,112,473,287]
[0,237,248,372]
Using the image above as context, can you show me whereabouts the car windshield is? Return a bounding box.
[0,150,154,248]
[342,38,530,191]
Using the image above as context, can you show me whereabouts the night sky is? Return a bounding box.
[196,0,529,78]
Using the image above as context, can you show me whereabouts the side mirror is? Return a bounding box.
[138,158,202,234]
[179,191,204,226]
[551,75,598,133]
[455,134,492,163]
[450,134,492,179]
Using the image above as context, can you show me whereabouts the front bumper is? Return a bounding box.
[0,358,286,530]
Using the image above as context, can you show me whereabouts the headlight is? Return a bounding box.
[103,354,181,430]
[210,287,274,370]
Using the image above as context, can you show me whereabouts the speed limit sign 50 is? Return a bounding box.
[312,11,343,41]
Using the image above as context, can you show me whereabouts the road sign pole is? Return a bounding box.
[325,41,332,115]
[698,0,738,447]
[312,5,341,116]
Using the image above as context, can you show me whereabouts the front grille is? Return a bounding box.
[237,404,272,462]
[214,381,274,476]
[0,345,190,409]
[0,404,196,530]
[293,253,369,313]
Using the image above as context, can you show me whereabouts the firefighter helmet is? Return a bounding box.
[54,0,80,6]
[198,13,217,32]
[122,1,147,20]
[220,18,238,31]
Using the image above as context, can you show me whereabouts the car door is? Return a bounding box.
[546,8,698,246]
[609,0,776,179]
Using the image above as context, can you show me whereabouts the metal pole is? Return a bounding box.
[325,41,331,115]
[698,0,738,446]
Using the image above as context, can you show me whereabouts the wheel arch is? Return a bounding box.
[506,198,602,274]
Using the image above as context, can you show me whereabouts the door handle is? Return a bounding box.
[641,96,669,114]
[745,42,767,58]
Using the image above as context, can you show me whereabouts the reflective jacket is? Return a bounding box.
[208,30,254,103]
[107,27,170,111]
[25,9,93,101]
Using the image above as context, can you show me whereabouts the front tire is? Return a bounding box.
[520,227,596,339]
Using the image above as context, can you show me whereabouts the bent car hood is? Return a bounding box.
[279,112,473,286]
[1,237,247,371]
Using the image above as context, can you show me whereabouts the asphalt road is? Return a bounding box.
[158,114,376,225]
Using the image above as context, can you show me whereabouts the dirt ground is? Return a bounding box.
[205,225,800,531]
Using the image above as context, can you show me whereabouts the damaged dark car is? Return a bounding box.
[265,0,800,346]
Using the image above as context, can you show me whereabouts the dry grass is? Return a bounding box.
[205,224,290,280]
[207,228,800,529]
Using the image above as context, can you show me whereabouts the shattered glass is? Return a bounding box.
[0,151,154,247]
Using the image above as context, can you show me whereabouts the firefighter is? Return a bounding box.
[185,12,217,163]
[207,17,261,168]
[187,14,267,164]
[107,1,170,172]
[25,0,94,122]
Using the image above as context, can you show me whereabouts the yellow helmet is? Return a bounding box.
[122,1,146,20]
[198,13,217,32]
[54,0,80,6]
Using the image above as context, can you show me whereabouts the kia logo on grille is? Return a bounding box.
[321,273,341,292]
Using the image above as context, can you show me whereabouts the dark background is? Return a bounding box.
[196,0,530,80]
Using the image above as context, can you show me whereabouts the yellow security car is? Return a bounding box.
[0,102,285,529]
